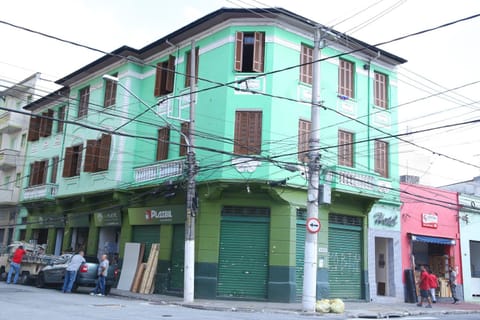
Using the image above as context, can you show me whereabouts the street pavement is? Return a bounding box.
[110,288,480,318]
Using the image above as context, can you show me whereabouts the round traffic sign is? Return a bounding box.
[306,217,321,233]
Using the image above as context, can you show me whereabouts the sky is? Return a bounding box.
[1,0,480,187]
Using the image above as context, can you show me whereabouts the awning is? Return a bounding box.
[411,234,455,245]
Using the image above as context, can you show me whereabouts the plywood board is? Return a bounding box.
[139,243,160,294]
[117,242,142,291]
[131,263,146,293]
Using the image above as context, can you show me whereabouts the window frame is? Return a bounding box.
[62,144,83,178]
[78,86,90,118]
[51,156,59,183]
[28,160,48,186]
[338,59,355,99]
[234,31,265,73]
[57,106,65,133]
[185,48,199,87]
[374,140,389,178]
[84,134,112,173]
[156,127,170,161]
[234,110,262,155]
[298,119,311,162]
[338,130,354,167]
[103,73,118,107]
[374,71,388,108]
[154,56,175,96]
[300,44,313,85]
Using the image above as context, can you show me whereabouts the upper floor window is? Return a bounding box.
[57,106,65,133]
[27,110,54,142]
[51,156,59,183]
[298,119,311,162]
[374,71,388,108]
[155,56,175,96]
[157,127,170,161]
[179,122,189,157]
[29,160,48,186]
[300,44,313,85]
[185,48,199,87]
[63,144,83,178]
[104,73,118,107]
[234,32,265,73]
[84,134,112,173]
[78,86,90,118]
[234,110,262,155]
[374,140,388,178]
[338,130,353,167]
[338,59,354,99]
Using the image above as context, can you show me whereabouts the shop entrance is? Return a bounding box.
[375,237,395,296]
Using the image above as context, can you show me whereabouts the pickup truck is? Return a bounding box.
[36,255,119,294]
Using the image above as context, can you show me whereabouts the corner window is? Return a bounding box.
[155,56,176,96]
[234,111,262,155]
[234,32,265,73]
[104,73,118,107]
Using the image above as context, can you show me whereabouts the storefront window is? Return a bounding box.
[470,240,480,278]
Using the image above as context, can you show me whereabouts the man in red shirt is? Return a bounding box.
[428,269,438,303]
[417,265,432,308]
[7,245,27,284]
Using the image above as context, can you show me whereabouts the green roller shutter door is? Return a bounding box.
[132,225,160,262]
[217,207,270,299]
[328,214,362,299]
[296,210,307,302]
[168,224,185,292]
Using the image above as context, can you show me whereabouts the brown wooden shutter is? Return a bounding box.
[249,111,262,154]
[40,160,48,184]
[28,116,40,141]
[252,32,265,72]
[185,48,199,87]
[165,55,176,93]
[156,127,170,161]
[51,156,59,183]
[234,111,262,155]
[234,32,244,71]
[45,109,54,137]
[84,140,97,172]
[57,106,65,133]
[154,63,162,97]
[29,163,36,186]
[180,122,189,156]
[97,134,111,170]
[63,147,74,177]
[234,111,247,154]
[298,120,311,162]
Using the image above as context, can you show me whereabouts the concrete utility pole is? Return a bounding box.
[184,39,197,303]
[302,27,322,312]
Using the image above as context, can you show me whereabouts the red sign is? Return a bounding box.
[422,213,438,228]
[306,218,321,233]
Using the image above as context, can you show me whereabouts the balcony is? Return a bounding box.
[23,183,58,201]
[134,159,185,184]
[0,112,24,133]
[0,188,14,205]
[0,149,19,170]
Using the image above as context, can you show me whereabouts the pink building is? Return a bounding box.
[400,183,461,300]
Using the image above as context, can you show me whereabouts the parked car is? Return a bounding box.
[36,255,119,294]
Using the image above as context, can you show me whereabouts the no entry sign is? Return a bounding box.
[306,217,321,233]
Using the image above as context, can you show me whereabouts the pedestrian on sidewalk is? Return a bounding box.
[6,245,26,284]
[428,268,438,303]
[90,254,109,296]
[62,251,85,293]
[417,265,432,308]
[449,266,459,304]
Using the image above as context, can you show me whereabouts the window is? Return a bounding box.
[27,116,40,141]
[51,156,59,183]
[374,140,388,178]
[29,160,48,186]
[39,109,54,137]
[154,56,175,96]
[179,122,189,157]
[15,173,21,188]
[338,130,353,167]
[57,106,65,133]
[63,144,83,177]
[470,241,480,278]
[78,86,90,117]
[4,176,11,190]
[185,48,199,87]
[104,73,118,107]
[156,127,170,161]
[300,44,313,84]
[234,32,265,73]
[338,59,354,99]
[84,134,112,172]
[21,134,27,148]
[374,72,388,108]
[234,111,262,155]
[298,119,311,162]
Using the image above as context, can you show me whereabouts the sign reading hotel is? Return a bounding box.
[128,204,185,225]
[422,212,438,228]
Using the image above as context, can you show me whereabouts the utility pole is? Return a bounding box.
[184,39,197,303]
[302,27,322,312]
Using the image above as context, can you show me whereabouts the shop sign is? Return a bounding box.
[373,212,398,227]
[128,204,185,225]
[67,213,90,227]
[28,215,64,229]
[422,212,438,228]
[94,210,121,227]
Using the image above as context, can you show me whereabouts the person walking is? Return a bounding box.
[449,266,459,304]
[90,254,109,296]
[62,250,85,293]
[428,269,438,303]
[417,265,432,308]
[6,245,26,284]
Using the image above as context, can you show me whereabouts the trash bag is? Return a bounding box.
[315,299,331,313]
[330,298,345,313]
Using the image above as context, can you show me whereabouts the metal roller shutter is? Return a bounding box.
[296,209,307,302]
[168,224,185,291]
[217,206,270,299]
[328,214,362,299]
[132,225,160,262]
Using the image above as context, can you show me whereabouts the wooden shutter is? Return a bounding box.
[339,59,354,98]
[165,55,175,93]
[84,140,98,172]
[39,160,48,184]
[28,116,40,141]
[29,162,37,186]
[45,109,54,137]
[97,134,111,170]
[300,45,313,84]
[180,122,189,156]
[51,156,59,183]
[185,48,199,87]
[156,127,170,161]
[234,111,262,155]
[63,147,74,177]
[374,140,388,177]
[338,130,353,167]
[57,106,65,133]
[252,32,265,72]
[154,63,162,97]
[298,120,311,162]
[374,72,388,108]
[104,74,117,107]
[234,32,244,71]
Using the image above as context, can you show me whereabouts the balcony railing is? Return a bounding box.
[0,149,19,170]
[0,112,23,133]
[134,159,185,183]
[23,183,58,201]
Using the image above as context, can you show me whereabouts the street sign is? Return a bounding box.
[306,217,321,233]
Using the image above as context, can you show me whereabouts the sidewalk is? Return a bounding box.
[110,289,480,318]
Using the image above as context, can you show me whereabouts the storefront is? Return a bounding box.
[26,214,64,254]
[66,213,90,253]
[400,183,462,301]
[94,210,121,262]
